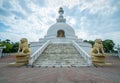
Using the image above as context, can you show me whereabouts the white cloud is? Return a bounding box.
[66,16,76,26]
[76,30,88,39]
[0,0,120,45]
[103,32,120,44]
[79,0,117,15]
[76,27,103,41]
[79,16,88,30]
[70,18,76,25]
[0,0,58,42]
[45,0,80,9]
[0,32,22,42]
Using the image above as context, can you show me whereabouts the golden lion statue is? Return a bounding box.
[18,38,30,55]
[91,39,104,55]
[91,39,112,67]
[8,38,31,67]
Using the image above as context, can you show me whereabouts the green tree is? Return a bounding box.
[5,39,10,43]
[0,39,20,53]
[11,42,19,52]
[103,39,115,53]
[2,42,12,53]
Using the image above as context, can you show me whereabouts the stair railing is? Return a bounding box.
[29,40,51,66]
[72,41,92,66]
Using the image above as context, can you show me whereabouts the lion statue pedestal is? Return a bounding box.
[9,53,30,67]
[91,39,111,67]
[8,38,31,67]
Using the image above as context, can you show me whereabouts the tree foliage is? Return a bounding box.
[103,39,115,53]
[11,42,19,52]
[0,39,19,53]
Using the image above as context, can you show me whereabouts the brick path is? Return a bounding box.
[0,56,120,83]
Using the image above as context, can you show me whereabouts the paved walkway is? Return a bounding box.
[0,56,120,83]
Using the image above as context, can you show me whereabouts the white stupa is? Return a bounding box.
[44,7,78,42]
[29,7,92,67]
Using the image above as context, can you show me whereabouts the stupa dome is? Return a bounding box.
[47,22,76,38]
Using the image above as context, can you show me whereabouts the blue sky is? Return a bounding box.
[0,0,120,44]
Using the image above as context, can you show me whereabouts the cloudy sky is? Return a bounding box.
[0,0,120,44]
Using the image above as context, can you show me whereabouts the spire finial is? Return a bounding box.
[59,7,64,15]
[56,7,66,23]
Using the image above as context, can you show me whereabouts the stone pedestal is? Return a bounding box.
[8,53,29,67]
[91,54,111,67]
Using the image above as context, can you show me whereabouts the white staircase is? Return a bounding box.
[33,43,88,67]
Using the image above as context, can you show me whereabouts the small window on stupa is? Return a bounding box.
[57,30,65,37]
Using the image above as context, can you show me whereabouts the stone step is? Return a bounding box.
[47,44,74,48]
[43,44,79,54]
[34,64,88,68]
[36,54,83,60]
[43,49,79,54]
[34,59,87,66]
[33,57,85,66]
[33,43,87,67]
[45,44,76,50]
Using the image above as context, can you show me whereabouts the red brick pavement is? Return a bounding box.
[0,56,120,83]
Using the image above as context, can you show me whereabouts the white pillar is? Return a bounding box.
[117,44,120,58]
[118,49,120,58]
[0,46,6,58]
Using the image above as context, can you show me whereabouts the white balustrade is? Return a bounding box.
[72,41,92,66]
[29,40,51,66]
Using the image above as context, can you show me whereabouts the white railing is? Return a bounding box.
[72,41,92,66]
[2,53,17,56]
[0,53,17,58]
[29,40,51,66]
